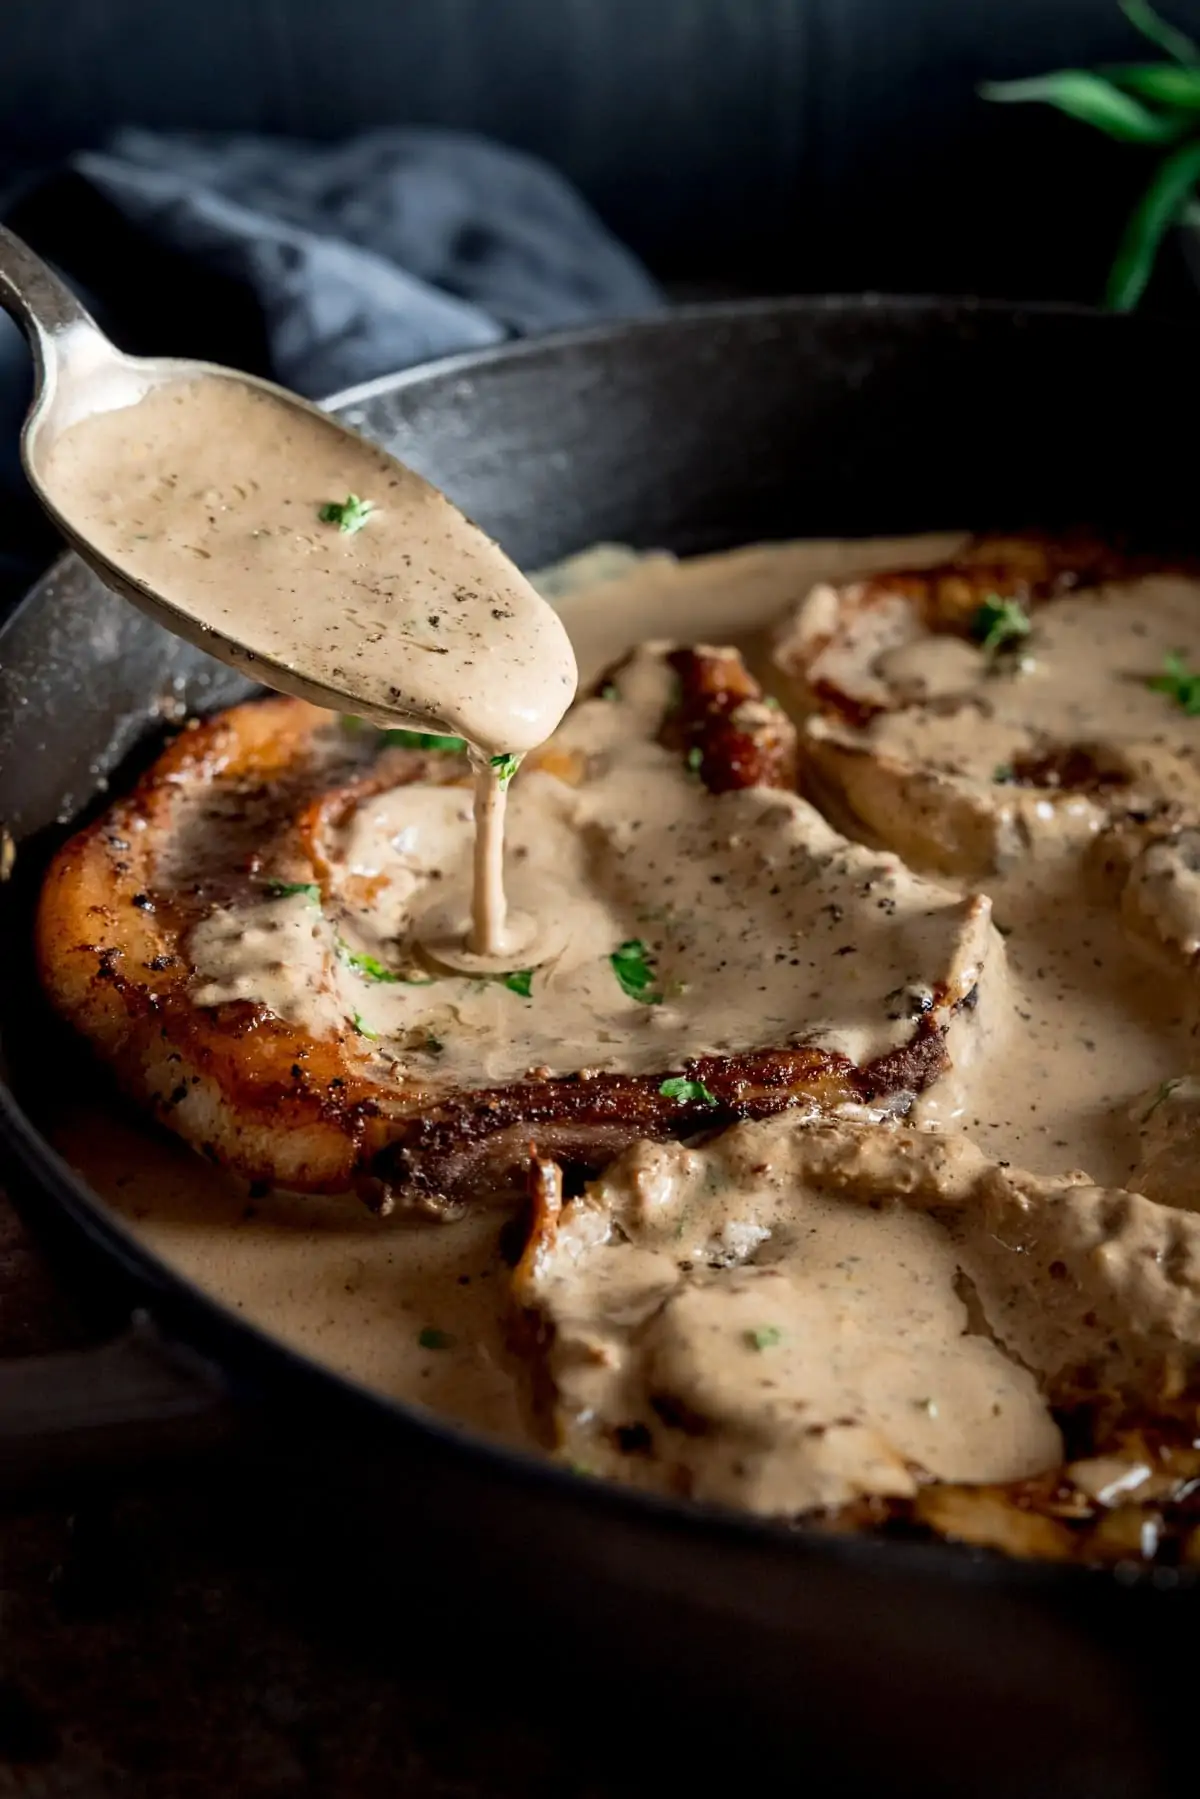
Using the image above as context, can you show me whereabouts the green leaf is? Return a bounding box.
[610,938,661,1005]
[490,752,521,789]
[418,1327,456,1350]
[502,968,534,998]
[381,728,467,752]
[337,941,436,984]
[970,596,1032,657]
[318,493,374,533]
[341,946,397,981]
[1120,0,1200,67]
[264,880,320,900]
[685,745,704,773]
[1105,61,1200,107]
[979,70,1191,143]
[659,1076,718,1107]
[1146,649,1200,713]
[350,1011,378,1040]
[1106,136,1200,308]
[744,1326,784,1351]
[1142,1077,1182,1122]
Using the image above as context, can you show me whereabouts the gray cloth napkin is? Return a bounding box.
[0,125,662,600]
[74,126,664,395]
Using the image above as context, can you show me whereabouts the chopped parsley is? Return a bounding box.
[744,1326,784,1351]
[418,1327,456,1351]
[490,752,521,789]
[610,938,661,1005]
[264,880,320,900]
[502,968,534,998]
[350,1011,378,1040]
[338,944,399,982]
[424,1033,444,1055]
[992,765,1014,785]
[1147,651,1200,716]
[659,1076,718,1107]
[1142,1077,1182,1123]
[685,745,704,774]
[599,683,618,701]
[381,728,467,752]
[970,595,1032,658]
[318,494,374,534]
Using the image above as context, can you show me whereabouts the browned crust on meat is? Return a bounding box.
[661,646,798,792]
[366,1015,952,1208]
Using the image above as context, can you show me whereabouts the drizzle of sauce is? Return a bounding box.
[40,374,577,962]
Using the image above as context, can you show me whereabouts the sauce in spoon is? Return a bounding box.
[40,373,577,964]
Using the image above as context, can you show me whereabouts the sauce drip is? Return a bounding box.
[40,374,578,960]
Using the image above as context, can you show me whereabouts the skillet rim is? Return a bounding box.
[0,292,1195,1599]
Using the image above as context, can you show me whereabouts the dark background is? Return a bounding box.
[1,0,1197,309]
[3,0,1200,601]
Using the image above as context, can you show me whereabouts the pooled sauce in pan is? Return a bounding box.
[42,376,577,964]
[41,532,1200,1558]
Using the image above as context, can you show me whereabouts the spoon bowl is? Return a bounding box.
[0,224,577,751]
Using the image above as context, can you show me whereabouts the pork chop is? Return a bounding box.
[514,1114,1200,1546]
[38,644,1001,1211]
[773,534,1200,877]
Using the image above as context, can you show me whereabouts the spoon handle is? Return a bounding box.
[0,224,102,383]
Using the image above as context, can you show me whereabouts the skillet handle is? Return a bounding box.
[0,1311,238,1508]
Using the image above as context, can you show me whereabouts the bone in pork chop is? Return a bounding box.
[37,644,1000,1212]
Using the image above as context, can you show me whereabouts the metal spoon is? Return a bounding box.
[0,224,575,752]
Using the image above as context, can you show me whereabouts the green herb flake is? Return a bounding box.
[424,1033,444,1055]
[685,745,704,773]
[659,1076,718,1107]
[264,880,320,901]
[490,752,521,789]
[610,938,662,1005]
[599,683,619,701]
[744,1326,784,1351]
[381,728,468,752]
[1142,1077,1182,1123]
[1147,650,1200,715]
[970,596,1033,658]
[992,764,1014,785]
[418,1327,456,1351]
[350,1011,378,1040]
[318,494,374,534]
[568,1461,595,1477]
[337,942,398,983]
[503,968,534,998]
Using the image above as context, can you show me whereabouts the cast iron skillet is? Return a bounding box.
[1,300,1199,1799]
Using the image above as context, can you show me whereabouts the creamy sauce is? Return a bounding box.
[187,642,994,1089]
[50,1102,526,1443]
[41,374,578,961]
[865,575,1200,787]
[516,1119,1200,1514]
[43,533,1200,1498]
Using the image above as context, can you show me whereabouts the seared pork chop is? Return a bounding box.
[773,535,1200,877]
[38,645,1000,1211]
[514,1114,1200,1539]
